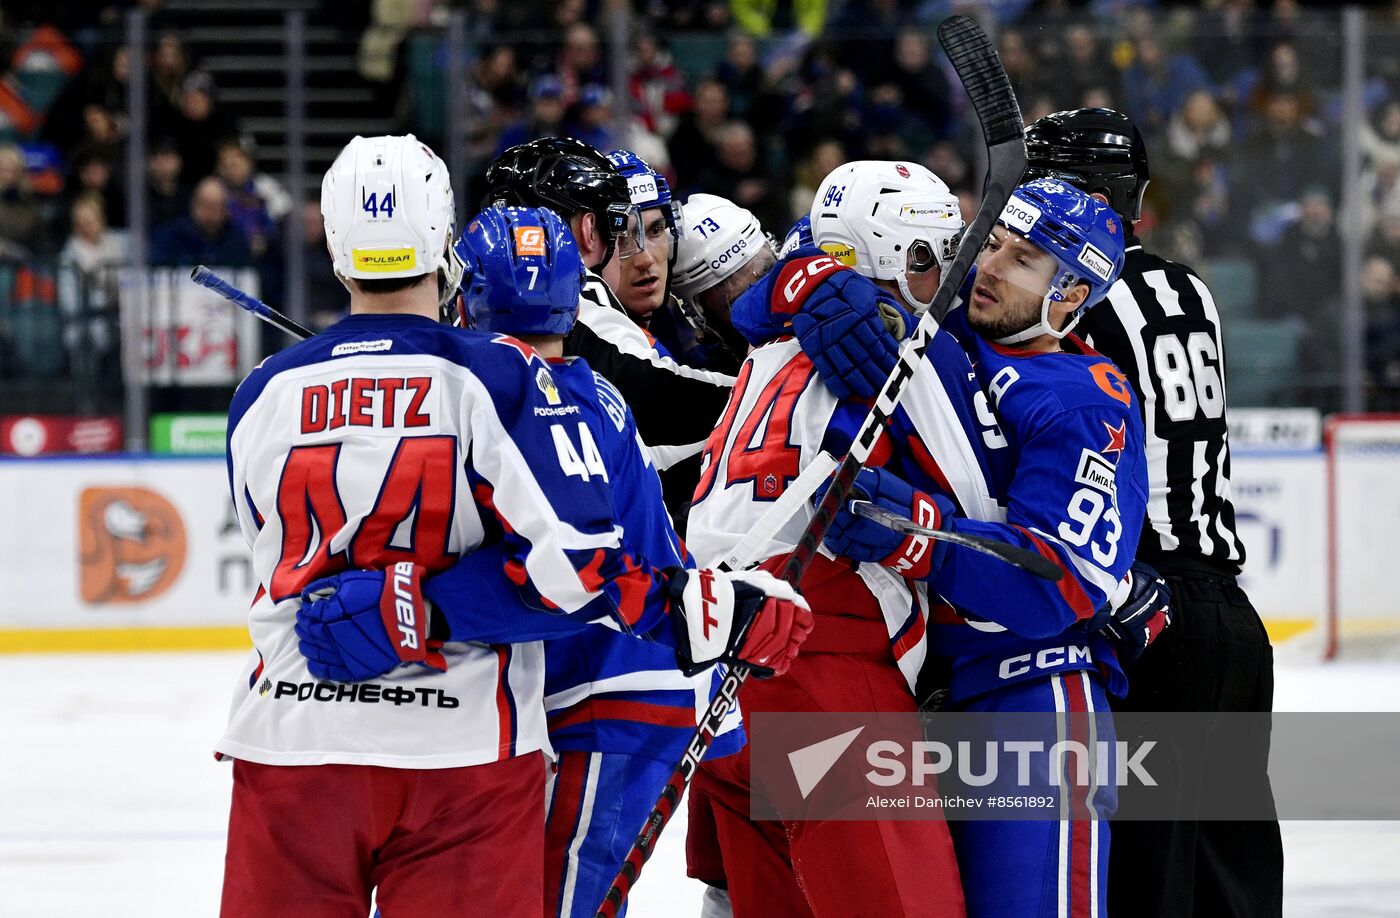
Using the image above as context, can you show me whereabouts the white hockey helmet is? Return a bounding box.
[321,134,464,309]
[671,193,771,300]
[808,160,964,311]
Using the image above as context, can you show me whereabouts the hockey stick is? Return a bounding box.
[190,265,315,340]
[849,500,1061,581]
[593,16,1024,917]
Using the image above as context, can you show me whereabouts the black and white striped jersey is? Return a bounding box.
[566,271,736,516]
[1077,241,1247,573]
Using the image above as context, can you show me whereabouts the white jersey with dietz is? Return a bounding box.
[218,313,638,769]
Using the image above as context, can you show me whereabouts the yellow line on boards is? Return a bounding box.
[0,627,251,654]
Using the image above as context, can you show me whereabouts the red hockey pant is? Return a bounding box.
[688,648,966,918]
[220,752,545,918]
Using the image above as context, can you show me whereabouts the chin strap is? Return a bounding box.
[992,271,1086,346]
[896,272,936,314]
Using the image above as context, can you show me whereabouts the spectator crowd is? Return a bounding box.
[4,0,1400,411]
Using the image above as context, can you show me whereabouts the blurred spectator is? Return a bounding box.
[1059,24,1117,107]
[147,139,189,227]
[67,148,125,229]
[173,72,237,181]
[669,78,729,189]
[831,0,901,86]
[216,141,291,261]
[496,75,568,156]
[1363,101,1400,169]
[1236,93,1330,228]
[879,27,953,142]
[732,0,827,38]
[556,23,607,102]
[0,143,46,254]
[150,176,252,267]
[1272,188,1341,327]
[151,32,190,118]
[653,0,731,31]
[568,84,616,152]
[58,191,123,370]
[997,29,1050,103]
[714,32,771,127]
[789,137,844,220]
[1245,41,1318,130]
[1360,154,1400,240]
[924,141,971,196]
[1193,0,1268,94]
[1120,36,1212,138]
[785,60,865,159]
[697,120,783,230]
[298,200,348,326]
[1363,255,1400,404]
[629,32,689,137]
[1166,90,1232,163]
[1370,200,1400,258]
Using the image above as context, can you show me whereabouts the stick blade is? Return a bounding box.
[937,15,1024,147]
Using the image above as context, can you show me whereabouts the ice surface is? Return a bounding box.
[1,650,1395,917]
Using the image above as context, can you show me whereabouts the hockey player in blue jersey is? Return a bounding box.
[294,204,811,918]
[816,178,1155,918]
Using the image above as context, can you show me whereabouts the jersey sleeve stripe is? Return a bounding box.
[1012,524,1099,621]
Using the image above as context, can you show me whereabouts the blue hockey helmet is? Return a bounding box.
[777,214,813,258]
[454,205,585,336]
[606,149,683,257]
[989,177,1126,343]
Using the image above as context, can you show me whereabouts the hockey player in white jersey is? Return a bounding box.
[684,161,980,917]
[218,136,808,918]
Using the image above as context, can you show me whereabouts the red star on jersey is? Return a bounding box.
[491,333,538,362]
[1102,419,1127,460]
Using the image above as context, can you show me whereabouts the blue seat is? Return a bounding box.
[1223,317,1302,407]
[1200,257,1258,318]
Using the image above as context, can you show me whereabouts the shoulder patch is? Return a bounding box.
[1089,361,1133,407]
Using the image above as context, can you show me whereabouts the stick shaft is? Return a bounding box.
[190,265,314,340]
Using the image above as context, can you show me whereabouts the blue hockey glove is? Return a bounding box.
[815,467,957,580]
[296,562,445,683]
[1093,562,1173,662]
[792,270,913,401]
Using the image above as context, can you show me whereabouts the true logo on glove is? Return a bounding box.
[699,568,721,639]
[392,562,420,650]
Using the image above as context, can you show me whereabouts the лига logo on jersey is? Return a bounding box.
[78,487,186,604]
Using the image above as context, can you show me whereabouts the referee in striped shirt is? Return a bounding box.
[1025,109,1283,918]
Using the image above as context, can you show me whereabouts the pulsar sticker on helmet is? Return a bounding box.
[352,247,418,272]
[820,242,857,266]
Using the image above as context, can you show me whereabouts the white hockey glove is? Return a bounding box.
[670,568,814,678]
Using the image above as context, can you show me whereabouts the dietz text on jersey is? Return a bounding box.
[300,376,433,433]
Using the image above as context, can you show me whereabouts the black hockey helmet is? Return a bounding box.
[483,137,636,266]
[1025,108,1150,223]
